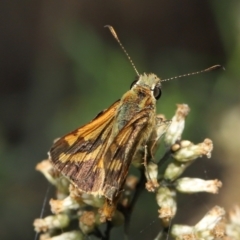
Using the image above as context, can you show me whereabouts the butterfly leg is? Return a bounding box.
[143,145,151,180]
[143,144,160,192]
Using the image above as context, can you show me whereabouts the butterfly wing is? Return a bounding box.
[101,108,153,200]
[50,100,154,201]
[49,100,120,195]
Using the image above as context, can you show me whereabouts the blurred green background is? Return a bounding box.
[1,1,240,239]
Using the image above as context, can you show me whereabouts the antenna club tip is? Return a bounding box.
[104,25,112,29]
[213,64,225,70]
[204,64,224,72]
[104,25,118,39]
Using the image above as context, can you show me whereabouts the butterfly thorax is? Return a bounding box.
[109,73,160,150]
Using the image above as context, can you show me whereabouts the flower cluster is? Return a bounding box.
[34,104,225,240]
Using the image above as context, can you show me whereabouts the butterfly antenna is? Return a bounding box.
[105,25,139,76]
[161,64,223,82]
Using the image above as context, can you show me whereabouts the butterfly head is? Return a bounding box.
[130,73,162,100]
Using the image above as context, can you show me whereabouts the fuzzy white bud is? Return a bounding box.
[47,231,83,240]
[171,206,225,239]
[50,196,84,214]
[33,214,70,232]
[165,104,190,146]
[176,178,222,194]
[172,138,213,162]
[156,187,177,226]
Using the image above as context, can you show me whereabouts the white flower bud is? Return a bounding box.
[225,205,240,239]
[164,161,191,181]
[171,206,225,240]
[80,193,104,208]
[79,211,97,234]
[50,196,84,214]
[195,206,225,232]
[171,225,194,239]
[165,104,190,146]
[229,205,240,225]
[176,178,222,194]
[36,159,62,186]
[48,231,83,240]
[145,162,159,192]
[156,187,177,226]
[172,138,213,162]
[33,214,70,232]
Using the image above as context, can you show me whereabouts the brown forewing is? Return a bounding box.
[49,100,120,195]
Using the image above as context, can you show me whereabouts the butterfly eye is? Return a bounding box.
[130,80,138,89]
[153,86,162,100]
